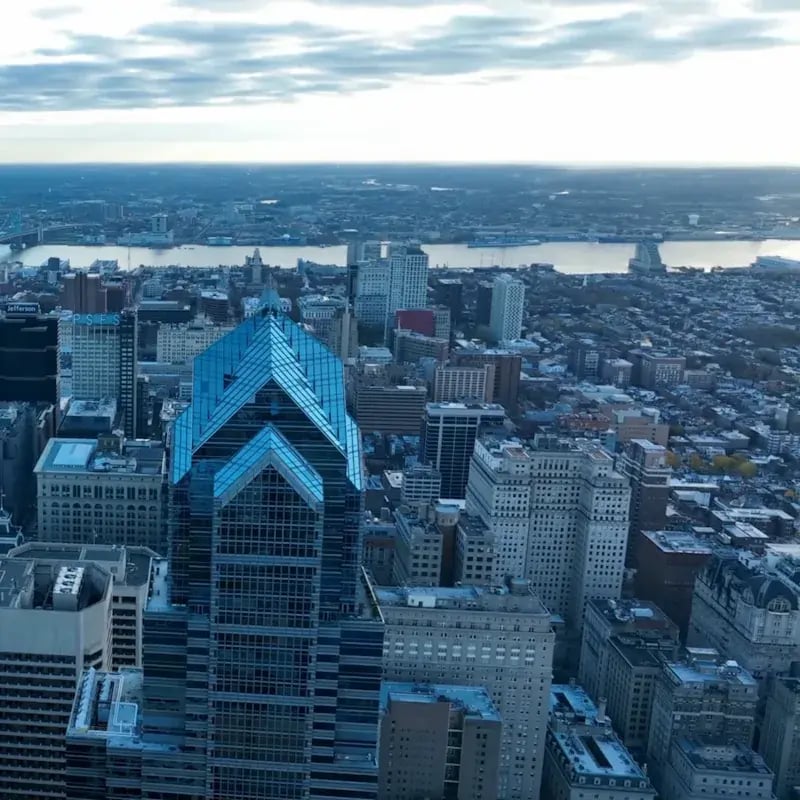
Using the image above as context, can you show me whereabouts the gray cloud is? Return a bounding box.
[2,3,796,112]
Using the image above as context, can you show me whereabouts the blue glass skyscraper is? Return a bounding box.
[75,307,384,800]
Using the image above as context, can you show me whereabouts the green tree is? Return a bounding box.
[712,455,736,474]
[738,461,758,478]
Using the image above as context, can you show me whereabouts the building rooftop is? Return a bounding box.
[35,437,165,477]
[665,651,758,688]
[426,402,506,414]
[376,583,548,616]
[8,542,158,586]
[549,685,650,782]
[673,739,772,775]
[0,558,110,611]
[588,597,676,629]
[610,632,678,669]
[381,682,501,722]
[641,530,714,556]
[65,398,117,419]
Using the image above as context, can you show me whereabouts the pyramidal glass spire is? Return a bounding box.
[171,311,362,490]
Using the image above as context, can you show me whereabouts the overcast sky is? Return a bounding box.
[1,0,799,165]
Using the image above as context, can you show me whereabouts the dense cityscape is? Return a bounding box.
[1,166,800,800]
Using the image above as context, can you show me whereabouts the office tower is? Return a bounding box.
[661,741,773,800]
[475,281,493,326]
[386,243,429,327]
[433,277,463,324]
[70,310,384,800]
[0,403,37,515]
[0,304,59,403]
[8,541,158,669]
[0,556,113,800]
[356,383,428,435]
[378,582,554,800]
[637,352,686,389]
[489,275,525,343]
[34,435,166,553]
[466,436,631,625]
[635,531,713,640]
[199,290,230,324]
[453,348,522,411]
[617,439,670,561]
[420,402,506,499]
[544,685,655,800]
[568,338,603,381]
[579,598,679,708]
[401,464,442,506]
[394,330,449,363]
[156,316,234,364]
[759,675,800,800]
[379,683,502,800]
[646,651,758,789]
[67,309,139,438]
[433,364,495,403]
[118,309,138,439]
[363,514,396,585]
[393,504,445,586]
[151,213,168,235]
[688,552,800,679]
[601,357,634,387]
[393,502,459,587]
[355,258,390,327]
[61,271,107,313]
[465,439,532,580]
[455,515,497,586]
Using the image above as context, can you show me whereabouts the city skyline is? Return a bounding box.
[1,0,799,165]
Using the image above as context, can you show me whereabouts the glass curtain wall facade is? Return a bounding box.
[142,309,383,800]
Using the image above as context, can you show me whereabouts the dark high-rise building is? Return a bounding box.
[433,278,464,324]
[118,310,138,439]
[66,308,383,800]
[453,349,522,412]
[568,338,603,381]
[61,271,107,313]
[475,281,493,326]
[420,402,506,499]
[0,305,58,403]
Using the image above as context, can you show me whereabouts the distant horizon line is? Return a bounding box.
[0,160,798,171]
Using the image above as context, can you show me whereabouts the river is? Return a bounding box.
[2,239,800,274]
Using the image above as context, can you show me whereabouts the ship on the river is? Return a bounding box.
[468,236,541,248]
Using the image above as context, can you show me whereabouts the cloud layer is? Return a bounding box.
[1,0,797,112]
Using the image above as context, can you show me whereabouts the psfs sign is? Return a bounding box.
[73,313,121,326]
